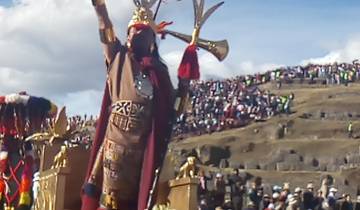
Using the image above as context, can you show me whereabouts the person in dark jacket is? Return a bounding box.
[354,195,360,210]
[303,182,315,210]
[198,170,212,201]
[228,169,246,210]
[340,194,353,210]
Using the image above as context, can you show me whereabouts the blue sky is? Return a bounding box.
[1,0,359,65]
[225,0,360,65]
[0,0,12,7]
[154,0,360,74]
[0,0,360,115]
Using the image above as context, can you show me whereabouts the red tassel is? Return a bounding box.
[19,177,31,193]
[0,159,7,174]
[81,194,100,210]
[0,178,5,194]
[178,44,200,80]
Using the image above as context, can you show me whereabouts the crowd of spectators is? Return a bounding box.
[277,62,360,86]
[197,169,359,210]
[66,114,97,147]
[238,61,360,88]
[173,61,360,139]
[172,78,294,139]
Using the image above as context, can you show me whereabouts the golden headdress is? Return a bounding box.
[128,0,159,32]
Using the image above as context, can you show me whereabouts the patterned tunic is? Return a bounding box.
[101,46,154,205]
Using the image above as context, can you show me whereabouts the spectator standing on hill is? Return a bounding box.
[303,182,315,210]
[199,199,210,210]
[347,121,353,138]
[314,190,325,210]
[327,187,338,210]
[355,195,360,210]
[228,169,246,210]
[280,183,290,201]
[214,173,226,208]
[260,194,271,210]
[340,194,353,210]
[198,170,212,201]
[286,195,299,210]
[248,179,263,210]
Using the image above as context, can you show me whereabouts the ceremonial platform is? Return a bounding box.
[34,144,90,210]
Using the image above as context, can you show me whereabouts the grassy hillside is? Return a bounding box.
[164,83,360,196]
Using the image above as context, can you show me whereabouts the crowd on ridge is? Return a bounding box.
[196,169,359,210]
[172,79,294,138]
[237,61,360,88]
[172,61,360,138]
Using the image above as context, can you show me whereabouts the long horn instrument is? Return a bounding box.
[163,29,229,61]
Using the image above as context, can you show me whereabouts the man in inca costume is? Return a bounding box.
[0,93,57,210]
[81,0,228,209]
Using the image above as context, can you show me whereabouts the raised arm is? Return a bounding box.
[92,0,120,65]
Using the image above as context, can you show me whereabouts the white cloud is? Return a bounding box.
[54,89,103,117]
[238,61,283,75]
[199,53,234,79]
[301,35,360,65]
[2,0,360,116]
[162,50,267,82]
[0,0,134,115]
[0,66,59,94]
[0,0,282,116]
[162,50,233,83]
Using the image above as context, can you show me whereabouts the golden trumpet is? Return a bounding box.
[163,29,229,62]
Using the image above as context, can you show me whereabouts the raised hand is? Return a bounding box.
[91,0,119,64]
[92,0,105,6]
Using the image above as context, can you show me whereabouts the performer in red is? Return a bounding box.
[81,1,192,210]
[0,93,57,210]
[82,0,227,209]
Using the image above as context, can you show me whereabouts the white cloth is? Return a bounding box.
[4,93,30,105]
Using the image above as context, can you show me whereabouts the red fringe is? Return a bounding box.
[178,44,200,80]
[0,179,5,194]
[20,155,33,193]
[131,23,151,31]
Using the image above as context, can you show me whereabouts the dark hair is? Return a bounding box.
[128,27,168,71]
[151,42,168,71]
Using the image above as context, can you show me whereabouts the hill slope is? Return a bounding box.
[163,83,360,196]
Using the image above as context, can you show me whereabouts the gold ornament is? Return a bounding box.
[128,7,157,32]
[176,156,197,180]
[18,192,31,206]
[26,106,78,145]
[51,145,68,169]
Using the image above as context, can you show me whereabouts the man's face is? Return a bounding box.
[346,195,351,201]
[127,26,155,52]
[235,169,239,176]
